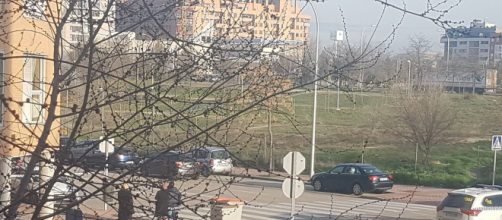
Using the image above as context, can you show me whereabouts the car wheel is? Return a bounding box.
[313,179,323,191]
[352,183,363,196]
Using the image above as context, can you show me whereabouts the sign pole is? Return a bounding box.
[290,152,296,220]
[104,141,109,210]
[493,150,497,186]
[492,135,502,186]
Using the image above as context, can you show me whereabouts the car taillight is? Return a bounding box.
[176,162,183,168]
[460,209,481,216]
[209,159,214,166]
[368,175,379,183]
[388,174,394,181]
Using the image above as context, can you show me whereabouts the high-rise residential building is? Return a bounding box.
[116,0,310,54]
[441,20,501,65]
[63,0,116,49]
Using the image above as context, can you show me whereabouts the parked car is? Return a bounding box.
[59,140,100,163]
[437,184,502,220]
[310,163,393,195]
[11,156,81,208]
[190,146,233,176]
[59,139,140,169]
[83,148,140,169]
[141,151,201,179]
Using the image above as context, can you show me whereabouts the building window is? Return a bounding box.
[469,41,479,47]
[70,26,83,33]
[459,41,467,45]
[481,41,489,45]
[24,0,47,18]
[480,49,489,53]
[23,55,45,124]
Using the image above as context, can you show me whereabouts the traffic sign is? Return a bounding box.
[492,135,502,151]
[282,178,304,199]
[283,152,306,176]
[99,138,115,153]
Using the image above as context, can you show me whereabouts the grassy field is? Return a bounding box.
[80,83,502,188]
[239,90,502,188]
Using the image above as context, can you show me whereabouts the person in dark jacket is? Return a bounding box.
[155,181,181,219]
[118,183,134,220]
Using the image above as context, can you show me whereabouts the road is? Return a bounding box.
[80,174,436,220]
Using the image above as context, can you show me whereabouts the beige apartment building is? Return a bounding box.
[0,0,60,216]
[176,0,310,47]
[117,0,310,54]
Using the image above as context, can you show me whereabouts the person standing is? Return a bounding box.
[155,181,181,219]
[118,183,134,220]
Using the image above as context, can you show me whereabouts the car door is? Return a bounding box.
[325,165,345,191]
[478,195,502,220]
[343,166,364,192]
[338,166,361,193]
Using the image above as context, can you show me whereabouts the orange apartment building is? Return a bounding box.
[176,0,310,47]
[117,0,310,55]
[0,0,60,216]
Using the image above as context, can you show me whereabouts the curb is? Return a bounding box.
[229,173,313,184]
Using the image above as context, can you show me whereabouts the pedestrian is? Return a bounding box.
[118,183,134,220]
[155,181,181,219]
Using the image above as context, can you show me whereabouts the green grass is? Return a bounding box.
[240,91,502,188]
[82,84,502,188]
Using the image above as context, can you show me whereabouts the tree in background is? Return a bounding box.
[406,35,433,87]
[383,85,456,164]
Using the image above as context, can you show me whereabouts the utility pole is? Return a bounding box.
[268,108,274,172]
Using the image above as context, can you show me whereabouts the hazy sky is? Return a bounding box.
[302,0,502,54]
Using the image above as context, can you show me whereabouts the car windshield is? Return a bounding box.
[360,166,383,174]
[440,194,474,209]
[211,150,228,159]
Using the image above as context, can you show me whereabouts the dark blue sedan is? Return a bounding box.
[310,163,394,195]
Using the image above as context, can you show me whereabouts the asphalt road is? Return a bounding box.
[92,175,437,220]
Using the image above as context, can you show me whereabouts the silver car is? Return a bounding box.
[11,156,81,209]
[191,146,233,176]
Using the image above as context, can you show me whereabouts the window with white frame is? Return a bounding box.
[23,55,45,124]
[24,0,47,18]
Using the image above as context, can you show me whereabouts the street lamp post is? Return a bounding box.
[309,0,320,178]
[445,33,450,73]
[335,38,341,111]
[407,60,411,92]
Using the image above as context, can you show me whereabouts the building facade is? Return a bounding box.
[0,0,60,216]
[63,0,116,49]
[441,20,501,65]
[116,0,310,53]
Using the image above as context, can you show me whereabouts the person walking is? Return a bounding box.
[118,183,134,220]
[155,181,181,220]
